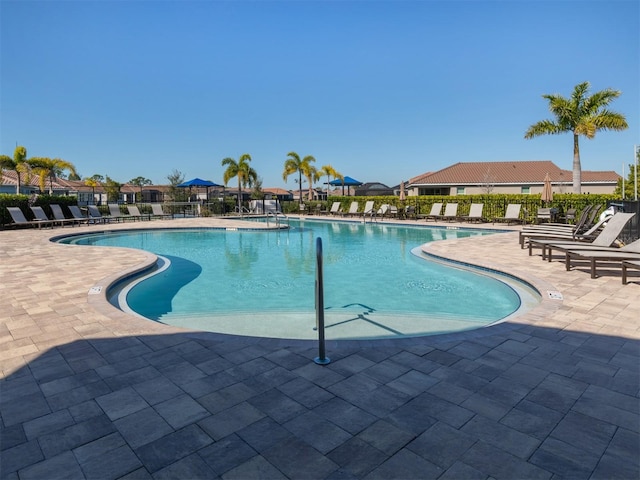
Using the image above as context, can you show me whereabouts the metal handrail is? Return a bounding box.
[266,211,288,228]
[314,237,330,365]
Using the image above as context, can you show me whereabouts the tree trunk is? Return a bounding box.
[572,134,581,194]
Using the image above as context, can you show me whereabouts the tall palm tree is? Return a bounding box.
[525,81,628,194]
[10,146,29,194]
[283,152,316,205]
[222,154,257,215]
[304,164,318,201]
[318,165,343,197]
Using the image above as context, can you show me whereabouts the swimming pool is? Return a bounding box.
[60,219,540,340]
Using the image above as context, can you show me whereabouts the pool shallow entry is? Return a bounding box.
[60,220,540,340]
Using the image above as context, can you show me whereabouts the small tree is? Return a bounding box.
[167,169,186,202]
[129,176,153,202]
[251,177,265,200]
[104,176,123,203]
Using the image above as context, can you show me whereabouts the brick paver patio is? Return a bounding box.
[1,216,638,479]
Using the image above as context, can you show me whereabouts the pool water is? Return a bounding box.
[62,219,537,340]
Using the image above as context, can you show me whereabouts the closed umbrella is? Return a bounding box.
[399,181,406,201]
[541,173,553,205]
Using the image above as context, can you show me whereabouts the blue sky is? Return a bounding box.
[1,0,638,189]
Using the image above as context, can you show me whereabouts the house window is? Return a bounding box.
[418,188,450,196]
[456,187,465,195]
[521,186,531,194]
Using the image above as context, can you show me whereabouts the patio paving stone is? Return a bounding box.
[1,217,638,479]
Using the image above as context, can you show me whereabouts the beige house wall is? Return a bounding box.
[407,183,616,196]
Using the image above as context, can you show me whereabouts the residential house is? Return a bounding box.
[407,161,620,196]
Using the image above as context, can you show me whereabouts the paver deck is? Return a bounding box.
[1,216,638,479]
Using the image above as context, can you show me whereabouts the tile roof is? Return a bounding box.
[409,161,620,185]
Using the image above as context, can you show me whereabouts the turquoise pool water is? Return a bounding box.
[61,219,537,340]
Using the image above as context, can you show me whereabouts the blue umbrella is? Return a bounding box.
[176,178,221,203]
[176,178,221,187]
[328,176,362,196]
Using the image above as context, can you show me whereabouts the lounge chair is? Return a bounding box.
[127,205,151,221]
[563,238,640,279]
[519,205,599,248]
[440,203,459,222]
[151,204,173,219]
[403,205,417,220]
[6,206,53,229]
[387,205,399,219]
[362,201,375,218]
[329,202,342,216]
[69,205,95,224]
[423,203,443,222]
[341,201,360,217]
[622,259,640,284]
[530,212,635,260]
[459,203,484,223]
[376,204,388,217]
[87,205,111,223]
[30,205,70,228]
[535,208,554,223]
[493,204,522,225]
[51,204,85,226]
[108,204,134,222]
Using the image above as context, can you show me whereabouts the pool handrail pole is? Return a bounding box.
[314,237,330,365]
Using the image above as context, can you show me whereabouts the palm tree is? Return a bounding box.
[318,165,343,197]
[525,81,628,194]
[304,164,318,201]
[283,152,316,205]
[222,154,258,215]
[7,146,29,194]
[28,157,78,194]
[84,175,103,205]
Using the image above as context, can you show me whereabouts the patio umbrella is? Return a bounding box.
[176,178,221,202]
[399,180,406,201]
[328,176,362,196]
[541,173,553,205]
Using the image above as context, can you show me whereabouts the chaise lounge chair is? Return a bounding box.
[51,204,86,226]
[87,205,111,223]
[622,260,640,284]
[519,205,603,249]
[563,238,640,279]
[459,203,484,223]
[69,205,95,224]
[127,205,151,221]
[108,203,134,222]
[30,205,69,228]
[151,204,173,219]
[493,204,523,225]
[341,201,360,217]
[529,212,635,260]
[6,206,53,229]
[329,202,342,216]
[440,203,459,222]
[423,203,443,222]
[362,201,375,219]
